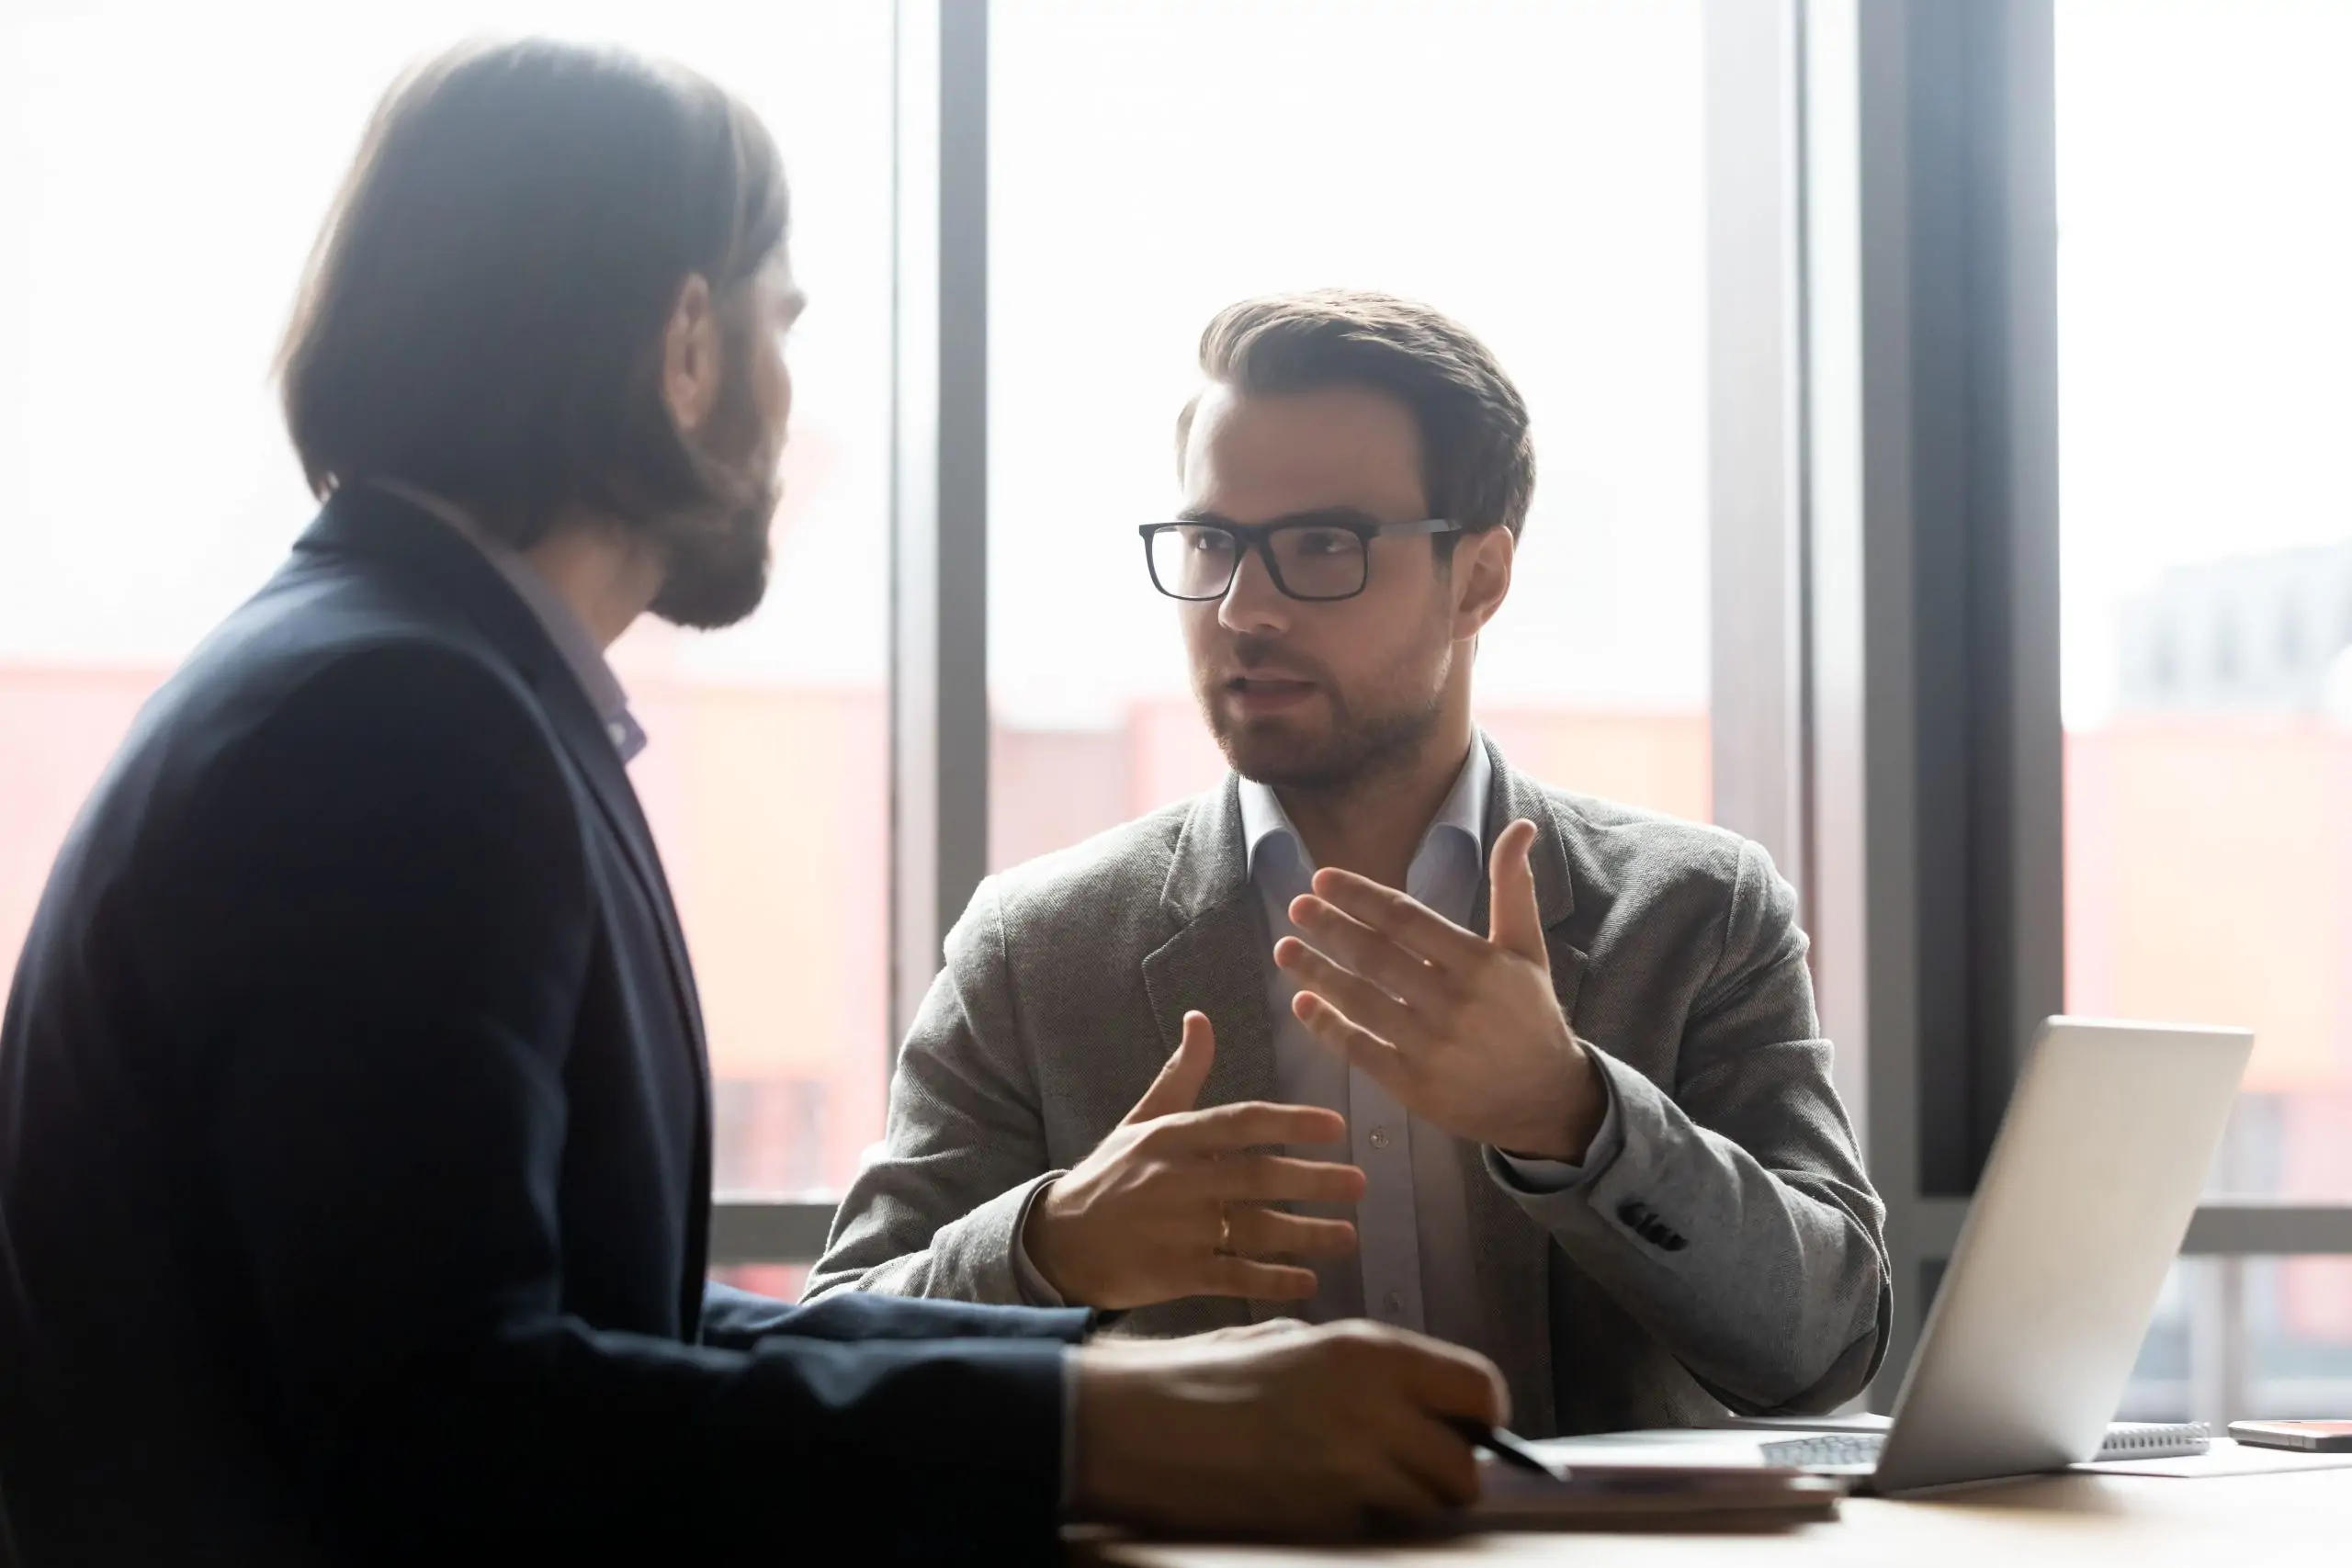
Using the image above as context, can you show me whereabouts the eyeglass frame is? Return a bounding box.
[1136,515,1465,603]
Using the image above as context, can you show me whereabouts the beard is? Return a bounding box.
[1196,631,1452,797]
[647,471,776,631]
[648,322,782,632]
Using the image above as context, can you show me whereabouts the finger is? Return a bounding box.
[1384,1335,1510,1427]
[1486,818,1547,963]
[1223,1205,1359,1259]
[1125,1010,1216,1124]
[1194,1253,1322,1301]
[1307,867,1489,970]
[1212,1152,1368,1206]
[1345,1454,1453,1538]
[1163,1100,1348,1153]
[1273,936,1434,1043]
[1280,901,1452,1013]
[1291,992,1417,1103]
[1215,1317,1317,1344]
[1385,1411,1483,1511]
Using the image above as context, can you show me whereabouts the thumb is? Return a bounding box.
[1125,1010,1216,1123]
[1487,819,1547,963]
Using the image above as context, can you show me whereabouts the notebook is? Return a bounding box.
[1472,1461,1845,1530]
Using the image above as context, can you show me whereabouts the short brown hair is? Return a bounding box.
[1179,289,1536,543]
[278,38,789,548]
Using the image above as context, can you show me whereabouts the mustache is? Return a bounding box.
[1224,638,1330,683]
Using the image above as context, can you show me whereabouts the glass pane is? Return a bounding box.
[2057,0,2352,1198]
[710,1265,810,1304]
[0,3,891,1199]
[989,0,1711,870]
[2122,1258,2352,1424]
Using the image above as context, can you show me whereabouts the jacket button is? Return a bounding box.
[1616,1200,1646,1226]
[1662,1233,1690,1252]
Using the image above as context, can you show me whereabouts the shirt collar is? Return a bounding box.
[1238,734,1492,879]
[367,479,647,762]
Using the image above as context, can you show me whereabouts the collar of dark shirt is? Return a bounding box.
[363,478,648,762]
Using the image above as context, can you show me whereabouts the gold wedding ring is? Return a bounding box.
[1216,1204,1233,1254]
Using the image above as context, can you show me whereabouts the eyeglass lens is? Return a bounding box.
[1148,524,1368,601]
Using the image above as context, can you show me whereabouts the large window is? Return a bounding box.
[2058,0,2352,1410]
[986,0,1712,869]
[18,0,2342,1368]
[0,0,893,1202]
[2124,1257,2352,1422]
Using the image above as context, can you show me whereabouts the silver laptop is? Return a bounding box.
[1544,1018,2253,1494]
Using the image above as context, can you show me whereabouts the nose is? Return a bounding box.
[1216,539,1291,637]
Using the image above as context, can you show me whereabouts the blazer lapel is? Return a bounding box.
[555,717,710,1058]
[1139,780,1282,1324]
[1138,779,1278,1104]
[1454,736,1585,1435]
[560,723,716,1325]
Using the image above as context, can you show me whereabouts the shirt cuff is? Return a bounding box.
[1491,1069,1624,1193]
[1011,1175,1069,1307]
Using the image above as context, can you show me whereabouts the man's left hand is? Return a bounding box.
[1272,818,1607,1163]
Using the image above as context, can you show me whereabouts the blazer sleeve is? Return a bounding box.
[1486,840,1892,1413]
[698,1279,1089,1351]
[175,643,1076,1559]
[802,883,1071,1307]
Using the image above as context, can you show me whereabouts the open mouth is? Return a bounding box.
[1226,675,1317,714]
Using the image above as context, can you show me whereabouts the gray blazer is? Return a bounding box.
[808,740,1891,1436]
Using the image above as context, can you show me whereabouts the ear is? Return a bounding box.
[1449,525,1515,640]
[660,274,721,436]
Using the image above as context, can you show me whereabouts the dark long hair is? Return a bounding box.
[278,37,790,549]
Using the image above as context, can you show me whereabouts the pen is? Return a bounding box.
[1448,1417,1555,1476]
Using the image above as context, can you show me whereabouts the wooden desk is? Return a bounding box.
[1097,1466,2352,1565]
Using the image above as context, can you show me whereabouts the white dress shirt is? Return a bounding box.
[1238,736,1620,1362]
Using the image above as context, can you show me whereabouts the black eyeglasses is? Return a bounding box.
[1137,516,1463,603]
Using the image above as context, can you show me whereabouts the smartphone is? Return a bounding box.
[2226,1420,2352,1453]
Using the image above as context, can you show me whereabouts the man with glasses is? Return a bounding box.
[810,289,1891,1437]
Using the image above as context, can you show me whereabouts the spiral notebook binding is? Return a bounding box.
[2095,1421,2211,1461]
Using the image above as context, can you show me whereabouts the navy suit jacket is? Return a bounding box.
[0,487,1089,1563]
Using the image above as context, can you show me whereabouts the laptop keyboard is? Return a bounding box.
[1757,1421,2211,1472]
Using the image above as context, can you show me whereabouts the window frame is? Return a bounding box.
[711,0,989,1249]
[718,7,2352,1426]
[1793,0,2352,1415]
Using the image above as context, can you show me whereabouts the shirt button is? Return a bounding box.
[1383,1290,1404,1317]
[606,721,628,747]
[1369,1125,1393,1150]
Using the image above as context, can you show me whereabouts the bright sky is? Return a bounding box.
[1,0,2343,732]
[2057,0,2352,726]
[0,0,896,686]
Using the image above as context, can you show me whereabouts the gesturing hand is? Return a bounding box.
[1272,818,1607,1163]
[1023,1010,1366,1311]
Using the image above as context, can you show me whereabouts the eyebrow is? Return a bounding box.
[1174,505,1389,530]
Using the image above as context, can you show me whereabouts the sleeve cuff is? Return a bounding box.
[1490,1047,1624,1193]
[1011,1175,1069,1308]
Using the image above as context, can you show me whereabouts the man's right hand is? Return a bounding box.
[1023,1010,1364,1310]
[1072,1319,1507,1538]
